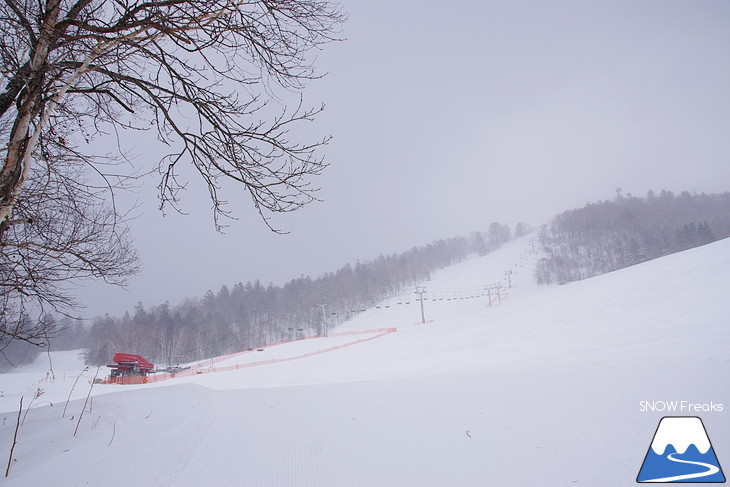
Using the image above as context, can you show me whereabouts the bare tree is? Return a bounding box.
[0,0,344,347]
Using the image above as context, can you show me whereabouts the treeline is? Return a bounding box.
[535,190,730,285]
[84,224,517,367]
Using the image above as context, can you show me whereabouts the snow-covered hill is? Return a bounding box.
[1,236,729,486]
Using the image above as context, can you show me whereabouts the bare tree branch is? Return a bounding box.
[0,0,343,344]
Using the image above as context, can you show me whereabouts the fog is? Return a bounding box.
[76,0,730,319]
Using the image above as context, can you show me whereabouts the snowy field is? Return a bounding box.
[1,235,729,485]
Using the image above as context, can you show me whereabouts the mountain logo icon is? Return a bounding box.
[637,416,725,483]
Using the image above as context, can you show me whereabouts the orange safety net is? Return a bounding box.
[101,327,397,385]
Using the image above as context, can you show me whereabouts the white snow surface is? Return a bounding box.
[1,235,729,486]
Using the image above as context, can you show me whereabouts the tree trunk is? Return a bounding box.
[0,0,62,228]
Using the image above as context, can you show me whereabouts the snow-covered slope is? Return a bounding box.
[1,236,729,486]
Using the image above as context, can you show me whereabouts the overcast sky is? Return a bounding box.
[75,0,730,319]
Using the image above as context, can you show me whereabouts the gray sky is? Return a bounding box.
[76,0,730,319]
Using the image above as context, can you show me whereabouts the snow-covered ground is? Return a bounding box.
[1,235,729,486]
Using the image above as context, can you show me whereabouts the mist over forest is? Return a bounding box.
[535,190,730,284]
[82,222,517,367]
[4,190,730,371]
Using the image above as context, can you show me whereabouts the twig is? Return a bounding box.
[21,388,44,425]
[108,421,116,446]
[5,397,22,477]
[44,333,55,380]
[74,367,99,437]
[64,367,89,418]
